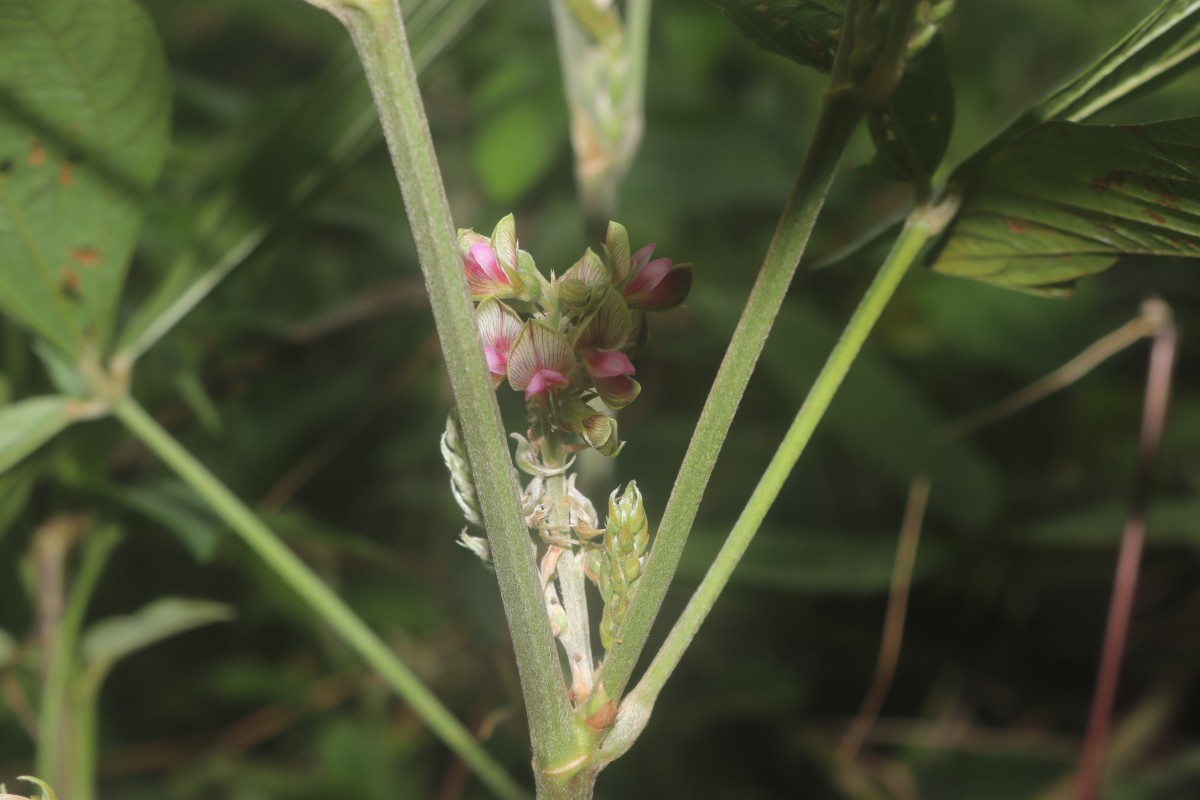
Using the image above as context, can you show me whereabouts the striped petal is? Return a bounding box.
[507,321,577,397]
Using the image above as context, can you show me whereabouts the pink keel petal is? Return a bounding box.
[623,257,672,297]
[630,242,657,274]
[485,346,508,375]
[469,242,504,282]
[524,368,570,399]
[586,350,636,378]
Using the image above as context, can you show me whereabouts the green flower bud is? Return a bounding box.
[597,482,650,651]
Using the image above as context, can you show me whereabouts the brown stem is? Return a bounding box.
[1075,303,1178,800]
[837,473,930,764]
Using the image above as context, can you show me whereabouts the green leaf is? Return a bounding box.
[0,469,34,546]
[82,479,226,562]
[868,34,955,183]
[932,116,1200,292]
[679,527,948,593]
[113,47,375,362]
[114,0,484,363]
[0,626,16,668]
[1012,498,1200,548]
[0,0,170,356]
[0,396,73,476]
[1033,0,1200,126]
[957,0,1200,177]
[81,597,234,673]
[710,0,845,72]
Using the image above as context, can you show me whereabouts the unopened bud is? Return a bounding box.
[597,482,650,651]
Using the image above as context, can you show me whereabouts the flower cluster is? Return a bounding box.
[462,214,692,457]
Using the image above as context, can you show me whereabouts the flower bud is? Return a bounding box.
[621,243,692,311]
[597,482,650,651]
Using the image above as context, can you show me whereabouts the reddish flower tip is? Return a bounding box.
[465,242,513,298]
[622,256,692,311]
[585,350,636,379]
[525,368,570,399]
[484,346,508,376]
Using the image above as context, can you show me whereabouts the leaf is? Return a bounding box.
[81,597,234,673]
[932,117,1200,292]
[956,0,1200,178]
[868,34,955,183]
[0,626,16,668]
[0,470,34,546]
[0,0,170,356]
[679,527,949,593]
[1011,498,1200,548]
[709,0,845,72]
[74,478,226,562]
[1032,0,1200,127]
[113,0,484,363]
[0,396,73,477]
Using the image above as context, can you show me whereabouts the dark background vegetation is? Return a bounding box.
[3,0,1200,797]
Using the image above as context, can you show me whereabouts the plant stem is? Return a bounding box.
[595,86,867,701]
[618,213,935,723]
[301,0,581,778]
[1076,306,1177,800]
[110,395,528,800]
[37,524,120,795]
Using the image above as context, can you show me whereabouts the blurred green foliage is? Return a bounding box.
[2,0,1200,798]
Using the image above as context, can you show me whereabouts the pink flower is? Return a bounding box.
[584,350,635,379]
[524,368,571,399]
[621,243,692,311]
[485,346,508,374]
[464,241,514,299]
[476,298,523,387]
[507,321,577,400]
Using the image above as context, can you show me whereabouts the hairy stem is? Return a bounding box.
[111,395,527,800]
[595,86,868,701]
[617,213,935,726]
[300,0,580,776]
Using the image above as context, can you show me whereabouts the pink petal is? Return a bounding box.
[630,242,656,274]
[470,243,504,281]
[625,263,693,311]
[623,257,672,297]
[465,243,512,297]
[586,350,636,378]
[485,346,508,376]
[524,368,570,399]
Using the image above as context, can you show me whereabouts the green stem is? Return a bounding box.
[620,213,935,723]
[626,0,652,116]
[301,0,580,777]
[70,670,100,800]
[110,395,528,800]
[595,86,867,701]
[37,527,121,793]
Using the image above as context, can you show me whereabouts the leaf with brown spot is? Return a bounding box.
[0,0,170,356]
[69,246,101,267]
[933,116,1200,292]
